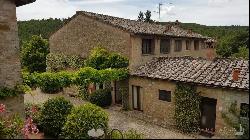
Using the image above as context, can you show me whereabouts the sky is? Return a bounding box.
[17,0,249,26]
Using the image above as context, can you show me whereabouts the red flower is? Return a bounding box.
[0,104,6,113]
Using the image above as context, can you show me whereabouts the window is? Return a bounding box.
[240,103,249,118]
[186,40,191,50]
[174,40,182,52]
[159,90,171,102]
[160,39,171,54]
[142,39,153,54]
[194,40,199,50]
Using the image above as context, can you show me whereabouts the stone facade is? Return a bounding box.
[130,35,216,70]
[49,13,216,71]
[0,0,22,88]
[49,14,131,59]
[129,76,249,134]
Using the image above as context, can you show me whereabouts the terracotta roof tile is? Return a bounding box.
[132,57,249,90]
[77,11,209,39]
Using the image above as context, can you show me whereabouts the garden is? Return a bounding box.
[0,35,144,139]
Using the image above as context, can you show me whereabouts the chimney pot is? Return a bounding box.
[232,67,241,81]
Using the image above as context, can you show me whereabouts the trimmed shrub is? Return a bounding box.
[40,97,73,137]
[89,89,112,107]
[61,103,109,139]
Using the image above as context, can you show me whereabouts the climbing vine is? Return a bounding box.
[174,83,201,133]
[26,67,129,93]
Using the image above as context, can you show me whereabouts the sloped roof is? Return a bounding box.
[80,11,210,38]
[54,11,210,39]
[132,57,249,91]
[15,0,35,7]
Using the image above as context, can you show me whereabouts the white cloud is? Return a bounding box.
[16,0,249,26]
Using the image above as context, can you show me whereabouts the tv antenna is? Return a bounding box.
[154,3,163,21]
[153,2,173,21]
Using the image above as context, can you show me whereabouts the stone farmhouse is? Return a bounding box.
[49,11,249,136]
[0,0,36,115]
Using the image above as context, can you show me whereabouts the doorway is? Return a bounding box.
[200,97,217,137]
[132,85,143,111]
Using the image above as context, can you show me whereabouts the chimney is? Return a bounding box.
[165,24,172,32]
[188,29,193,34]
[232,67,241,81]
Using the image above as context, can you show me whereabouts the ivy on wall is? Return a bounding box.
[174,83,201,133]
[46,53,85,72]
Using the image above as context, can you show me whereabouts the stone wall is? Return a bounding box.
[0,0,22,88]
[0,94,25,118]
[129,76,249,134]
[49,13,131,60]
[130,35,217,70]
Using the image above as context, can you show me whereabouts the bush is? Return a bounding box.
[89,89,112,107]
[0,114,24,139]
[24,103,42,127]
[21,35,49,73]
[40,97,73,137]
[61,103,108,139]
[0,87,20,100]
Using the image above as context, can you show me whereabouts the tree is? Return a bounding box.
[85,47,129,70]
[216,30,249,58]
[21,35,49,73]
[144,10,153,23]
[137,11,144,22]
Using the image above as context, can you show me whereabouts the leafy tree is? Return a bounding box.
[144,10,153,23]
[138,11,144,22]
[85,47,129,70]
[21,35,49,73]
[216,30,249,58]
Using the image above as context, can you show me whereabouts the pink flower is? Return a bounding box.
[0,104,6,113]
[22,117,39,138]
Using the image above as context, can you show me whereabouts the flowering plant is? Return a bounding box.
[0,103,39,139]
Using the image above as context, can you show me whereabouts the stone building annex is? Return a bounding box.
[49,11,249,137]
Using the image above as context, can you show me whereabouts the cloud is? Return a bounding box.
[16,0,249,26]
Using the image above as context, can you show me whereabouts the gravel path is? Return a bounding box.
[24,88,86,106]
[24,89,195,139]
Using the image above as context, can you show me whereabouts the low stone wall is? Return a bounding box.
[0,94,25,118]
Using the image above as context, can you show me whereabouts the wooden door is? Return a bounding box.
[200,97,217,137]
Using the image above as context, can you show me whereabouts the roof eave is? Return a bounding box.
[15,0,36,7]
